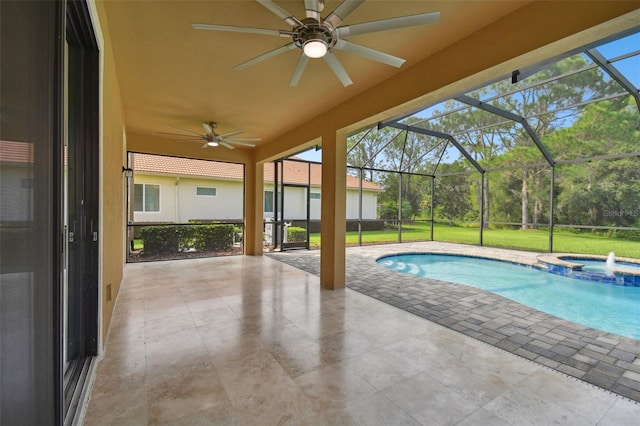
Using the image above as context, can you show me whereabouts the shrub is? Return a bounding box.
[192,224,234,251]
[605,229,640,241]
[139,225,181,255]
[139,224,234,255]
[287,226,307,242]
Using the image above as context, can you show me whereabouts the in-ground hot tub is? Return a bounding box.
[538,253,640,287]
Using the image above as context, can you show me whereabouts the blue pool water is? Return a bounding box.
[377,254,640,340]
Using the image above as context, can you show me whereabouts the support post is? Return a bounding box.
[320,131,347,289]
[244,160,264,255]
[430,176,435,241]
[398,172,402,243]
[480,172,485,246]
[549,165,555,253]
[358,168,363,246]
[306,162,311,249]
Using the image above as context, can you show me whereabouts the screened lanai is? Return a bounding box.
[330,30,640,257]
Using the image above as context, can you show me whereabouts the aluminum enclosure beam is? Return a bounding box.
[455,95,555,166]
[380,121,485,174]
[586,48,640,112]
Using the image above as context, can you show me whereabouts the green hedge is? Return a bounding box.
[138,224,234,255]
[287,226,307,242]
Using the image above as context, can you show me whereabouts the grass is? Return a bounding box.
[133,222,639,259]
[309,222,640,259]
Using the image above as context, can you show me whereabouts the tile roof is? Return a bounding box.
[133,153,244,180]
[132,153,382,191]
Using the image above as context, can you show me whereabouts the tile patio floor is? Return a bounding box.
[84,242,640,425]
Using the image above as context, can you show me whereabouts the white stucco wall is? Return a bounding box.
[346,190,378,219]
[133,174,380,223]
[177,177,243,221]
[133,174,244,222]
[264,183,379,220]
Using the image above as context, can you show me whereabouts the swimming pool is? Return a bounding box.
[377,253,640,340]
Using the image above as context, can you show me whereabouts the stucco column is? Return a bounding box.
[320,130,347,289]
[244,160,264,255]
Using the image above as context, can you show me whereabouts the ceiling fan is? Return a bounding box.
[192,0,439,87]
[159,122,261,149]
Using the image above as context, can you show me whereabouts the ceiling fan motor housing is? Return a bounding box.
[293,18,335,53]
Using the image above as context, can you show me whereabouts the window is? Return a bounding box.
[264,190,274,213]
[310,192,321,200]
[196,186,217,197]
[134,183,160,212]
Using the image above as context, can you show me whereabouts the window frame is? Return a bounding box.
[195,186,217,197]
[134,183,161,213]
[264,190,274,214]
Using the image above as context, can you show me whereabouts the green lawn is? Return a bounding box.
[309,222,640,259]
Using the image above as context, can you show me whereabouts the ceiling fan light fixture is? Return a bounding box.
[303,39,328,58]
[207,141,219,147]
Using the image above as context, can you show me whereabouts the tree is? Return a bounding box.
[548,99,640,227]
[347,126,397,180]
[431,55,622,229]
[432,168,474,224]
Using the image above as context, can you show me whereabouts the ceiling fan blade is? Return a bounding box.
[289,54,310,87]
[256,0,302,27]
[219,141,236,150]
[334,39,405,67]
[325,0,365,28]
[234,43,297,70]
[191,23,287,37]
[222,140,256,147]
[337,12,440,37]
[158,131,201,138]
[225,137,262,142]
[323,52,353,87]
[202,142,210,148]
[202,123,214,136]
[218,130,244,138]
[169,125,204,136]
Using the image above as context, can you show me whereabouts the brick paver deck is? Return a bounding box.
[267,242,640,403]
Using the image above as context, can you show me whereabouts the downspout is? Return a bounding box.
[175,177,180,222]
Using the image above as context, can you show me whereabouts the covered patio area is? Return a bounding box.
[85,243,639,424]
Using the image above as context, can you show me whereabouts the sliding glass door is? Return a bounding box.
[0,1,99,424]
[63,0,100,419]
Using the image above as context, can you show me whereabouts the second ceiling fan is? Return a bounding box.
[192,0,439,87]
[160,122,261,150]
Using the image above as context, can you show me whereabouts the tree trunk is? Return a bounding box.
[521,169,529,230]
[532,172,543,229]
[533,198,540,229]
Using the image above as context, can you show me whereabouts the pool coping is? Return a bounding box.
[266,242,640,403]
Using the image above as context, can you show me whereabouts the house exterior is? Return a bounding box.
[131,153,383,223]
